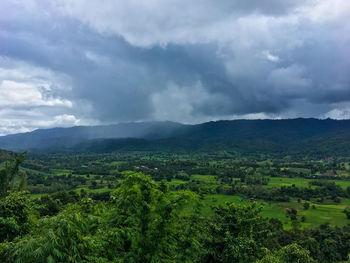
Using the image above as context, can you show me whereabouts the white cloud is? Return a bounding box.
[85,51,111,66]
[231,112,279,120]
[0,80,72,107]
[0,57,88,134]
[324,108,350,120]
[0,112,81,136]
[35,114,80,127]
[262,50,280,62]
[305,0,350,23]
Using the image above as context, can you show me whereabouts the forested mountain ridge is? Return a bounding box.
[0,121,187,151]
[1,118,350,156]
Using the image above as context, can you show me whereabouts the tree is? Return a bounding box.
[344,208,350,219]
[104,173,196,262]
[286,208,297,221]
[0,191,32,243]
[203,202,271,263]
[0,152,27,197]
[4,203,104,263]
[257,243,315,263]
[4,174,199,263]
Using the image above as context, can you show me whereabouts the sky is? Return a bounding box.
[0,0,350,135]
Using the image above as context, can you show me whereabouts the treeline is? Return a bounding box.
[174,180,350,204]
[236,183,346,203]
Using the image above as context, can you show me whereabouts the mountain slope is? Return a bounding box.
[1,118,350,157]
[0,121,187,151]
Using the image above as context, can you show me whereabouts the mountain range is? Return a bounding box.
[1,118,350,157]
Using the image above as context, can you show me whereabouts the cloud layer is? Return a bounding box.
[0,0,349,134]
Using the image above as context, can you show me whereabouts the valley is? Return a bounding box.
[20,151,350,229]
[3,119,350,262]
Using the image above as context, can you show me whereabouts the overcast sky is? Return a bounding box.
[0,0,349,135]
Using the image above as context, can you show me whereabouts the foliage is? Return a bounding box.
[4,203,105,263]
[202,202,271,262]
[3,174,199,263]
[0,151,27,197]
[3,149,350,262]
[0,191,33,243]
[104,173,197,262]
[257,243,315,263]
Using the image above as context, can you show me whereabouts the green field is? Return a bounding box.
[183,174,350,228]
[264,177,312,188]
[196,194,350,229]
[191,174,216,183]
[25,162,350,229]
[265,176,350,189]
[169,179,188,186]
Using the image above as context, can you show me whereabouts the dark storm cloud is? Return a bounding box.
[0,0,350,133]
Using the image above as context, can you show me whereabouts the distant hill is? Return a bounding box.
[0,121,187,151]
[1,118,350,157]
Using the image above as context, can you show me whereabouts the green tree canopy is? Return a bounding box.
[0,151,27,197]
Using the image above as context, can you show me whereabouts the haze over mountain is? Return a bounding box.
[0,121,187,151]
[1,118,350,157]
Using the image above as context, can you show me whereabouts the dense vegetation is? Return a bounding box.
[2,149,350,262]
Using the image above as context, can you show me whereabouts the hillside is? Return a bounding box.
[0,121,187,151]
[1,118,350,157]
